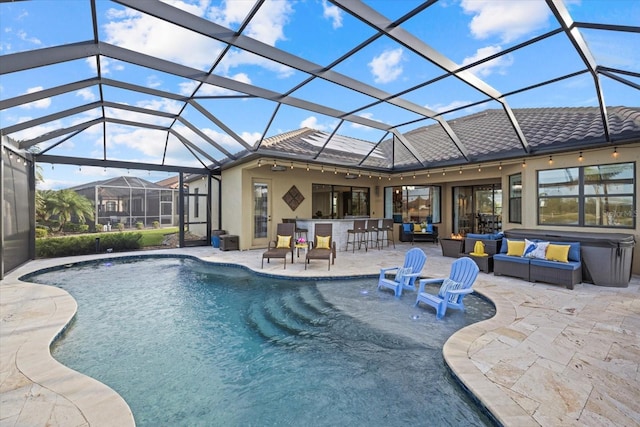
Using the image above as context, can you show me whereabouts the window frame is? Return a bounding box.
[384,185,441,223]
[509,173,522,224]
[537,161,635,229]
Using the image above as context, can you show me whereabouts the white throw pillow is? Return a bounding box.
[523,238,537,257]
[438,278,463,303]
[530,241,550,259]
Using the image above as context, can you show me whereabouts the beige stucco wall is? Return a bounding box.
[221,143,639,274]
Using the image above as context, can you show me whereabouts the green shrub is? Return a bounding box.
[35,227,48,238]
[117,223,125,231]
[63,223,90,233]
[36,232,142,258]
[152,221,160,229]
[135,221,144,230]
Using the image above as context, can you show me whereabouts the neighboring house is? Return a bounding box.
[156,173,221,239]
[69,176,178,229]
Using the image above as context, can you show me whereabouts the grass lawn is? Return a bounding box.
[138,227,179,247]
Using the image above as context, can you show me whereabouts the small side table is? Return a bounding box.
[295,243,308,259]
[469,254,494,273]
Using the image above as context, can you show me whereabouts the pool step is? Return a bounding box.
[296,285,333,316]
[246,301,296,345]
[280,291,329,326]
[245,286,333,345]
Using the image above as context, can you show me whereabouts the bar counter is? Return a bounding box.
[285,218,375,252]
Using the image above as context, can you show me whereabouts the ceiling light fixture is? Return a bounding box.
[321,165,324,173]
[442,169,446,176]
[459,167,462,174]
[413,172,416,179]
[498,162,502,170]
[290,162,294,169]
[334,167,337,174]
[548,155,553,165]
[613,147,619,158]
[522,160,526,168]
[478,165,482,172]
[578,152,583,162]
[258,159,262,167]
[400,174,403,180]
[306,163,310,171]
[427,170,430,178]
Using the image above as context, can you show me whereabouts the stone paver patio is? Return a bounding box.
[1,243,638,426]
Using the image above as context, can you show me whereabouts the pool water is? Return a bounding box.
[29,257,496,426]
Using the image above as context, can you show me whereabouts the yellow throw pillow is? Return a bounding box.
[316,235,331,249]
[506,240,525,256]
[546,244,570,262]
[276,235,291,248]
[413,223,422,232]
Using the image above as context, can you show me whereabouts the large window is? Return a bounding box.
[384,185,441,223]
[538,162,635,228]
[311,184,370,218]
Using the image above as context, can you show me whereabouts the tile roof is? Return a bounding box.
[256,106,640,170]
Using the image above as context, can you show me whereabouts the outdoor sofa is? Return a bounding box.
[493,237,582,290]
[399,223,438,244]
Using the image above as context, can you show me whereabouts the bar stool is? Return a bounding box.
[346,219,367,252]
[377,218,395,249]
[365,219,380,250]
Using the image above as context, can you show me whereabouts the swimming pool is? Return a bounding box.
[27,256,496,426]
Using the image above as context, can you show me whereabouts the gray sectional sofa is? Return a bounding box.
[493,238,582,290]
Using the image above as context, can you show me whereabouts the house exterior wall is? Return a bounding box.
[221,144,639,274]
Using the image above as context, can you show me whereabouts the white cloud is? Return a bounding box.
[206,1,295,77]
[368,48,404,84]
[76,88,97,102]
[86,56,124,75]
[350,112,380,129]
[180,72,252,96]
[300,116,329,131]
[461,0,550,43]
[16,29,41,46]
[20,86,51,109]
[136,98,183,115]
[218,49,294,78]
[108,127,168,158]
[209,0,293,47]
[146,75,163,89]
[239,131,262,146]
[424,100,471,114]
[460,45,513,77]
[322,0,343,29]
[103,6,224,70]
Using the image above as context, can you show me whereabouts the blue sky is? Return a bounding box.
[1,0,638,189]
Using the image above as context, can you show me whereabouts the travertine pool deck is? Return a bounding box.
[1,243,639,426]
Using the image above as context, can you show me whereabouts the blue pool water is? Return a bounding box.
[27,256,496,426]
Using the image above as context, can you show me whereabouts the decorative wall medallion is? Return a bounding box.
[283,185,304,211]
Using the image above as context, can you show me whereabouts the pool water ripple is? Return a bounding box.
[29,257,496,427]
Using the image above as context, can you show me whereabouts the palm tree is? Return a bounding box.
[46,190,94,231]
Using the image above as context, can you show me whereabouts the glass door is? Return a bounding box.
[252,179,271,247]
[453,186,473,236]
